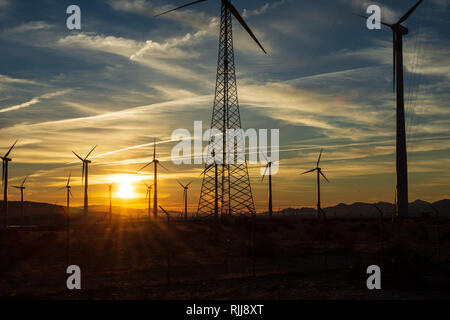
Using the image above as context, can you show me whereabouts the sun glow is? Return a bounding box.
[117,183,135,199]
[110,174,140,199]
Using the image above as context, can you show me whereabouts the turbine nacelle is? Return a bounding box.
[393,24,409,35]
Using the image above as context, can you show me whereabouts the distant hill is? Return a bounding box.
[1,199,449,219]
[276,199,449,218]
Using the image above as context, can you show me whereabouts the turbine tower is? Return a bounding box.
[353,0,424,217]
[156,0,266,216]
[178,180,193,219]
[1,140,18,228]
[144,182,153,218]
[73,145,96,215]
[139,138,169,218]
[12,175,27,226]
[301,149,329,220]
[261,156,276,218]
[107,182,114,223]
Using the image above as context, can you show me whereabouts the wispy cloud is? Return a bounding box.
[242,0,288,18]
[0,90,71,113]
[0,74,39,85]
[5,21,53,33]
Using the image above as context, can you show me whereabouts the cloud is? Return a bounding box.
[0,90,71,113]
[108,0,214,30]
[0,74,39,85]
[242,0,288,18]
[57,32,214,82]
[6,21,53,33]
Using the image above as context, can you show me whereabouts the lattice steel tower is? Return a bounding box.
[199,3,252,216]
[156,0,266,216]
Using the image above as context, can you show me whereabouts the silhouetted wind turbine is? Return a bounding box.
[353,0,424,217]
[261,154,277,218]
[12,175,27,226]
[178,180,193,220]
[301,149,329,220]
[73,145,97,215]
[1,140,18,228]
[139,138,169,218]
[63,173,73,209]
[144,182,153,218]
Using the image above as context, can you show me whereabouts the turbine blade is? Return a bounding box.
[393,30,396,93]
[397,0,423,24]
[154,0,208,17]
[153,137,156,161]
[225,1,267,54]
[146,189,149,199]
[260,152,268,162]
[178,180,185,189]
[349,11,392,27]
[12,186,21,189]
[4,139,18,158]
[84,145,97,160]
[67,173,71,186]
[261,164,269,182]
[138,160,154,172]
[69,189,73,197]
[72,151,84,161]
[158,162,170,172]
[186,181,193,188]
[144,182,149,188]
[1,162,4,189]
[301,168,316,175]
[319,169,329,182]
[317,149,323,167]
[21,175,28,187]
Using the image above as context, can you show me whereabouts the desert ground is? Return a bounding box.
[1,213,450,299]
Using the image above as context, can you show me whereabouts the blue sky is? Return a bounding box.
[0,0,449,211]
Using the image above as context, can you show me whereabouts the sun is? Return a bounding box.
[109,174,139,199]
[117,183,135,199]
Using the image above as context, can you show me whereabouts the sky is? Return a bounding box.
[0,0,449,212]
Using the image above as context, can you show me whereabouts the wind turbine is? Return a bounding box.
[138,138,169,218]
[72,145,97,215]
[12,175,27,226]
[144,182,153,218]
[107,182,115,223]
[261,155,277,218]
[1,140,18,228]
[301,149,329,220]
[178,181,193,220]
[63,173,73,209]
[353,0,424,217]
